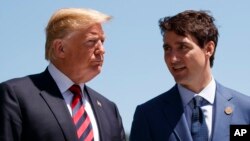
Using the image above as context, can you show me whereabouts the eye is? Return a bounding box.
[180,45,187,49]
[163,44,171,52]
[84,36,105,47]
[84,39,98,47]
[101,39,105,44]
[179,44,189,51]
[88,39,98,43]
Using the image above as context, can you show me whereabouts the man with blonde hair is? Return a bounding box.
[0,8,125,141]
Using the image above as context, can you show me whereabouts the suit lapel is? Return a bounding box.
[34,69,78,141]
[162,85,192,141]
[211,82,233,141]
[84,86,105,140]
[173,114,192,141]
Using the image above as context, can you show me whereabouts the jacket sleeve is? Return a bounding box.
[129,105,152,141]
[114,103,126,141]
[0,82,22,141]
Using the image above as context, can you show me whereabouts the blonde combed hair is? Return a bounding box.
[45,8,111,60]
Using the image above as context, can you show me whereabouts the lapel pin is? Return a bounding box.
[97,100,102,107]
[224,106,233,115]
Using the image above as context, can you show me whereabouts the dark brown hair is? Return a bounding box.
[159,10,219,67]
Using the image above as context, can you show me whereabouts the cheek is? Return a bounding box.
[78,48,93,58]
[87,48,96,56]
[164,53,169,61]
[164,56,169,65]
[187,55,205,69]
[164,57,172,68]
[195,53,206,64]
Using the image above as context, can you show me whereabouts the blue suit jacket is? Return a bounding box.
[130,82,250,141]
[0,69,125,141]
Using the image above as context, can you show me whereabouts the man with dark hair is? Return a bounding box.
[130,10,250,141]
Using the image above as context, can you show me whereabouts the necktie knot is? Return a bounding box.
[193,96,203,107]
[190,96,207,109]
[69,84,82,108]
[69,84,82,97]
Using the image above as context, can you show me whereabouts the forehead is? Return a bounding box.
[163,31,198,45]
[83,24,104,36]
[61,24,105,42]
[65,24,105,39]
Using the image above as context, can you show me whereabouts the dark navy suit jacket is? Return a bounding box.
[130,83,250,141]
[0,69,125,141]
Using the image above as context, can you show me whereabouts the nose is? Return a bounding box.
[94,41,105,55]
[165,50,180,63]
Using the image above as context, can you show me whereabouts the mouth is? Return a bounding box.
[172,65,186,72]
[92,60,103,65]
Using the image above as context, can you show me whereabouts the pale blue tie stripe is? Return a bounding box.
[190,96,208,141]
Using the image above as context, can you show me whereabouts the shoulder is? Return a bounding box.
[0,71,46,91]
[0,73,44,108]
[216,82,250,106]
[1,75,30,85]
[85,86,113,102]
[0,76,33,92]
[84,86,123,120]
[85,85,117,109]
[0,70,51,102]
[136,85,179,112]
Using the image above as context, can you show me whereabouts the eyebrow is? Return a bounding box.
[163,40,190,48]
[163,43,169,48]
[86,34,105,40]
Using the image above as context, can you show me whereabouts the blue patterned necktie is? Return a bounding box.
[190,96,208,141]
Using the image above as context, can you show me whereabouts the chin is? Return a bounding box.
[174,76,186,84]
[96,66,102,72]
[93,67,102,75]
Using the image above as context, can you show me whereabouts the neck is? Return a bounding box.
[183,68,212,93]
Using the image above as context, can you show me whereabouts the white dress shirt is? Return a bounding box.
[178,77,216,141]
[48,63,100,141]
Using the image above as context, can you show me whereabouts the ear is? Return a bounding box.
[52,39,65,59]
[204,41,215,58]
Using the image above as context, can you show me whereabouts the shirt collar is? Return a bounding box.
[48,63,85,93]
[178,77,216,107]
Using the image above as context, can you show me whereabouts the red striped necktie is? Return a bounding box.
[69,85,94,141]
